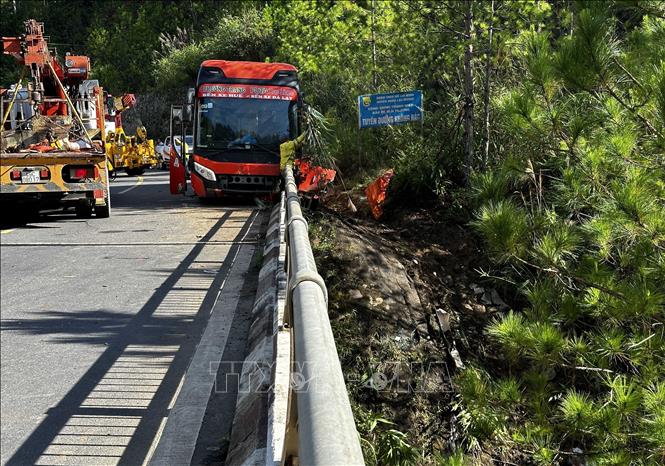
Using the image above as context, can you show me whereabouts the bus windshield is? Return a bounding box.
[197,97,296,151]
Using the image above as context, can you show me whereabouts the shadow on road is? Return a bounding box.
[1,310,133,346]
[4,209,262,466]
[1,171,269,230]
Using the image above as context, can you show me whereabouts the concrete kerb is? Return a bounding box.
[226,194,289,466]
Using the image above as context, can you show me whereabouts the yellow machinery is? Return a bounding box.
[103,94,158,176]
[105,125,157,176]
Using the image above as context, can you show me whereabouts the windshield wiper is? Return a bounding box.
[224,141,279,155]
[246,142,279,155]
[203,147,237,155]
[203,142,280,155]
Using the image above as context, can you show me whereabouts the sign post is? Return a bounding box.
[357,90,423,129]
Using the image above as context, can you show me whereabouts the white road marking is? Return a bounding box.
[1,240,260,247]
[117,176,144,194]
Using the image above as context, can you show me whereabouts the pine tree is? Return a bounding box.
[471,1,665,463]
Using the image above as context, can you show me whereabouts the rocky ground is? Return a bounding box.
[307,188,514,463]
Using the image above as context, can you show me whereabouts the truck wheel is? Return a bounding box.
[125,167,145,176]
[75,204,93,218]
[96,204,110,218]
[18,206,41,223]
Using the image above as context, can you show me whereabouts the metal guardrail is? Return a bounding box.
[283,166,365,465]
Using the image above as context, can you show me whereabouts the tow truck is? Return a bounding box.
[104,93,158,177]
[1,19,111,218]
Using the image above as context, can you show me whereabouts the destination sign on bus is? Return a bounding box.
[198,83,298,101]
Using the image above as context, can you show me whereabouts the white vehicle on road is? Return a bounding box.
[155,137,171,169]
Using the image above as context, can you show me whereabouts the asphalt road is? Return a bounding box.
[0,170,266,466]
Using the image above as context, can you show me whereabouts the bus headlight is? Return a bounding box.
[194,162,216,181]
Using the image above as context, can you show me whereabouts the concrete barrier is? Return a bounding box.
[227,167,363,465]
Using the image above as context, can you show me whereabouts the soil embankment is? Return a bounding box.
[307,197,511,462]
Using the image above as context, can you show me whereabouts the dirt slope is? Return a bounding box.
[307,202,511,462]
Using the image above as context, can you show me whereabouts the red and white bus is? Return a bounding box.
[170,60,301,199]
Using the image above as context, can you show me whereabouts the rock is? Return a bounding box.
[489,289,509,310]
[369,296,384,307]
[481,291,493,305]
[470,283,484,295]
[435,308,450,333]
[428,313,439,333]
[450,345,465,370]
[462,303,474,312]
[416,322,429,338]
[348,289,363,300]
[471,303,486,313]
[347,198,358,213]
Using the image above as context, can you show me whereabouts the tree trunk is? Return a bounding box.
[463,0,475,183]
[481,0,495,170]
[371,0,378,91]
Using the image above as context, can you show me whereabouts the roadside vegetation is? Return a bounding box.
[3,0,663,463]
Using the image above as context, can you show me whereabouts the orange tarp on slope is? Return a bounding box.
[366,169,394,220]
[294,159,336,194]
